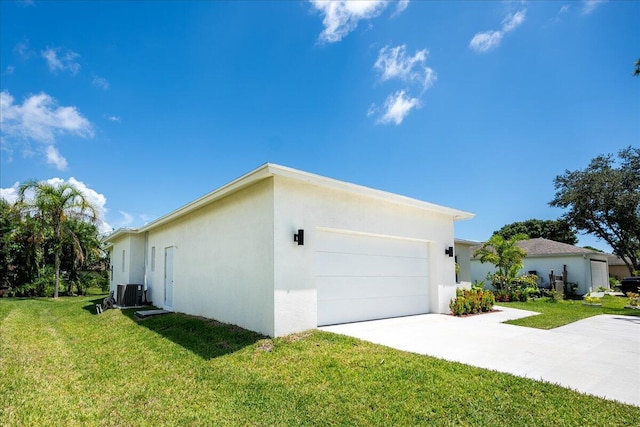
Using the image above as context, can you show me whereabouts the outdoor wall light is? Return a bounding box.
[294,229,304,246]
[445,246,454,257]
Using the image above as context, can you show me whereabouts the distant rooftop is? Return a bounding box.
[472,237,603,258]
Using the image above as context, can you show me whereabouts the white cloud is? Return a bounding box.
[374,45,437,92]
[469,30,504,53]
[392,0,410,17]
[310,0,390,43]
[0,182,20,204]
[502,10,526,33]
[469,9,526,53]
[14,39,33,59]
[377,90,420,125]
[0,90,93,143]
[118,211,134,226]
[4,65,15,75]
[105,115,121,122]
[582,0,605,15]
[371,44,436,125]
[0,177,112,233]
[45,145,68,170]
[92,75,109,90]
[1,90,93,169]
[552,4,571,23]
[41,47,81,75]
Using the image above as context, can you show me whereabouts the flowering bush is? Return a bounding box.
[450,288,495,316]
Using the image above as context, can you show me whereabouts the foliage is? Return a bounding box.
[583,245,604,252]
[494,289,525,302]
[545,289,563,302]
[474,233,529,290]
[1,181,106,297]
[494,218,578,245]
[5,297,636,426]
[503,295,640,329]
[489,273,540,302]
[16,180,99,298]
[635,58,640,76]
[609,277,620,287]
[583,295,602,305]
[471,280,485,290]
[564,282,580,300]
[628,292,640,307]
[449,288,495,315]
[550,146,640,275]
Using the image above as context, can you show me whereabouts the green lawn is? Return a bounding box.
[501,295,640,329]
[1,296,639,426]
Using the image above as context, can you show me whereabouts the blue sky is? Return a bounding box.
[1,1,638,251]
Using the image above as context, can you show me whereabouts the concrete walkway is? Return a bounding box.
[320,307,640,407]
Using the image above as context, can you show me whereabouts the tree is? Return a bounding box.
[494,219,578,245]
[0,199,20,286]
[473,233,529,290]
[634,58,640,76]
[17,181,98,298]
[60,218,104,295]
[550,146,640,275]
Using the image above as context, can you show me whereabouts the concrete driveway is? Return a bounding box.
[320,306,640,407]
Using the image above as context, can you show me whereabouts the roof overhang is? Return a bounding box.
[105,163,475,240]
[103,227,140,247]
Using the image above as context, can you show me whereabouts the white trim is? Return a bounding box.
[316,226,432,244]
[105,164,474,244]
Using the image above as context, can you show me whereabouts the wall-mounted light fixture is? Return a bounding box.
[445,246,454,257]
[294,229,304,246]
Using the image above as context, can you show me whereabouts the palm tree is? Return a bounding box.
[473,233,528,290]
[17,180,98,298]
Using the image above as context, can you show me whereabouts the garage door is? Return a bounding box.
[590,260,608,289]
[316,230,429,326]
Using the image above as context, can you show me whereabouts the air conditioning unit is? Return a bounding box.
[117,284,143,307]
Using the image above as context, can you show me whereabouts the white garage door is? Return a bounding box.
[590,260,609,290]
[316,230,429,326]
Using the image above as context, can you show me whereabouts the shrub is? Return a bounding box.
[628,292,640,307]
[471,280,485,290]
[450,288,495,316]
[564,282,580,300]
[546,289,563,302]
[583,295,602,305]
[494,289,528,302]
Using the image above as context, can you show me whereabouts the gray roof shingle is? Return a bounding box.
[471,237,601,258]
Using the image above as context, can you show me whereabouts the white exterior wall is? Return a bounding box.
[272,176,458,336]
[108,234,145,295]
[471,254,610,295]
[144,179,276,337]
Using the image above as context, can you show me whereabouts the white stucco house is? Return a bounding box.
[470,238,610,295]
[105,164,474,337]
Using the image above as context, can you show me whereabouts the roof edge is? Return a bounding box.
[267,164,474,221]
[109,163,474,237]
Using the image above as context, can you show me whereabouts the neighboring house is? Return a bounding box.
[608,255,633,280]
[104,164,474,337]
[470,238,610,295]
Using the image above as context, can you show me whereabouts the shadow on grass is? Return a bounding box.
[82,297,107,315]
[119,308,267,360]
